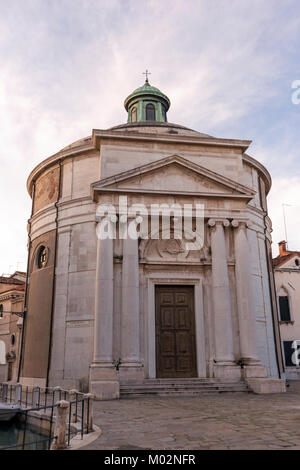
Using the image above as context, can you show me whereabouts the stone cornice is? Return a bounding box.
[29,203,57,224]
[246,204,267,218]
[29,196,93,224]
[243,153,272,194]
[140,260,236,267]
[0,292,24,302]
[93,188,254,201]
[92,128,251,150]
[25,128,272,199]
[274,268,300,272]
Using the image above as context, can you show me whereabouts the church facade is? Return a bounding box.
[19,80,285,397]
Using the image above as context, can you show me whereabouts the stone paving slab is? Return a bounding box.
[84,387,300,450]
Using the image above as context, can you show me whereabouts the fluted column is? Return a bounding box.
[120,220,141,368]
[232,220,259,364]
[93,219,114,364]
[208,219,235,364]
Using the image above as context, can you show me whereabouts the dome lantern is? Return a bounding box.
[124,75,171,124]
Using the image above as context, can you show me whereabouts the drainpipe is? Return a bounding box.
[17,180,36,381]
[46,159,63,387]
[263,210,285,378]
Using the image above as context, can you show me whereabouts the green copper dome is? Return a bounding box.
[124,79,171,124]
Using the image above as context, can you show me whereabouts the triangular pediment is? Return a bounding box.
[92,155,255,200]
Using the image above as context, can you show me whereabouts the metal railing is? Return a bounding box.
[0,383,94,450]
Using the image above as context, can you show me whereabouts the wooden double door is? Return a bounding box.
[155,285,197,378]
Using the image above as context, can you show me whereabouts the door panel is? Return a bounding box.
[155,285,197,378]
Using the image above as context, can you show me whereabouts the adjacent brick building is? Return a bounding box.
[273,241,300,379]
[0,272,26,382]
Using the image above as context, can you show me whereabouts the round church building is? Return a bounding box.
[20,79,286,398]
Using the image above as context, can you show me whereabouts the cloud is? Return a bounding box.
[0,0,300,273]
[268,176,300,255]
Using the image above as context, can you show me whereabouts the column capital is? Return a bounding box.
[208,218,230,228]
[231,219,251,229]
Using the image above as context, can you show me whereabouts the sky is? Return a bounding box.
[0,0,300,274]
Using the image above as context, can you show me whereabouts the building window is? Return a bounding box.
[11,334,15,346]
[295,259,299,266]
[146,103,155,121]
[283,340,300,367]
[162,105,167,122]
[279,295,291,322]
[37,245,48,269]
[131,107,137,122]
[0,304,3,318]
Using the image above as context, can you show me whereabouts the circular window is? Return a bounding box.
[11,334,15,346]
[37,245,48,269]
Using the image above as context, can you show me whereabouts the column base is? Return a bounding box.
[242,364,267,378]
[118,362,144,384]
[90,381,120,400]
[246,378,286,394]
[89,363,120,400]
[213,362,242,380]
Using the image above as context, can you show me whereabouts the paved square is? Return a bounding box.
[85,384,300,450]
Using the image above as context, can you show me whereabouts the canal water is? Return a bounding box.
[0,419,49,450]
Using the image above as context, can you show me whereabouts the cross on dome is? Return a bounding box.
[142,69,151,84]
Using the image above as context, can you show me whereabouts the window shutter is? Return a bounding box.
[279,296,291,322]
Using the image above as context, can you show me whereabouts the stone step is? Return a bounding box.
[121,383,248,390]
[144,378,241,384]
[120,379,250,397]
[121,388,249,397]
[121,386,249,393]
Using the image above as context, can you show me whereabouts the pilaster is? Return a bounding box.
[89,216,119,400]
[119,217,143,383]
[208,218,241,379]
[231,219,267,378]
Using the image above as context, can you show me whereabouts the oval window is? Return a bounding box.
[37,246,48,269]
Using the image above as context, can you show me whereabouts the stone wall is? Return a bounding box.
[21,230,57,384]
[33,167,60,214]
